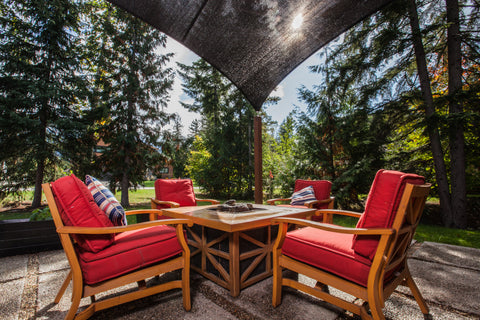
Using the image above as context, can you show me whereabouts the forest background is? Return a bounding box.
[0,0,479,229]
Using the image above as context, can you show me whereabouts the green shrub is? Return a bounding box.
[29,207,52,221]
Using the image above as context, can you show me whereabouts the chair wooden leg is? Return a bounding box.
[368,299,385,320]
[367,286,385,320]
[182,271,191,311]
[272,256,283,307]
[322,213,333,224]
[137,280,146,289]
[357,304,372,320]
[182,256,191,311]
[65,280,83,320]
[55,270,72,303]
[315,281,329,293]
[404,269,429,315]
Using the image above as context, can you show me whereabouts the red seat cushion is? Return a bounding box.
[154,179,196,208]
[52,174,114,252]
[77,225,183,284]
[282,227,372,287]
[352,170,425,260]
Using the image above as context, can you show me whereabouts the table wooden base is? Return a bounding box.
[186,224,276,297]
[160,204,315,296]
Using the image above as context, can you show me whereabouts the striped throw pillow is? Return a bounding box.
[290,185,316,206]
[85,175,127,226]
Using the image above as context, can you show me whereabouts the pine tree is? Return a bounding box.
[164,115,193,178]
[302,0,479,223]
[85,2,175,206]
[178,59,256,198]
[265,112,299,198]
[0,0,87,207]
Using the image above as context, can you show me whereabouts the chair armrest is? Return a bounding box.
[304,197,335,208]
[56,218,193,235]
[267,198,292,205]
[151,198,180,208]
[271,217,394,236]
[315,209,362,219]
[196,198,220,205]
[124,209,165,216]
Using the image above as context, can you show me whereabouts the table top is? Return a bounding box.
[161,204,316,232]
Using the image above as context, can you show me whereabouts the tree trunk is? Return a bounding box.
[407,0,453,225]
[446,0,467,228]
[32,160,45,208]
[328,117,336,181]
[32,105,48,208]
[120,161,130,207]
[254,114,263,204]
[247,114,253,195]
[120,115,132,207]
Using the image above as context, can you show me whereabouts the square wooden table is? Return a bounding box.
[161,204,316,296]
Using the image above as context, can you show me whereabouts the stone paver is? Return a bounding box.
[1,242,479,319]
[0,254,28,282]
[0,278,24,320]
[411,241,480,271]
[383,294,474,320]
[406,253,480,315]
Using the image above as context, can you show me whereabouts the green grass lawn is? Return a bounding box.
[1,187,479,250]
[141,181,155,188]
[333,215,480,249]
[120,188,154,204]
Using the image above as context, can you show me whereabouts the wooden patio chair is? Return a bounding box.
[151,178,219,218]
[271,170,431,320]
[267,179,334,223]
[43,175,192,320]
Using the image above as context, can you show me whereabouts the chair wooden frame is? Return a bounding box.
[272,183,431,320]
[267,179,334,223]
[43,183,192,320]
[151,197,219,209]
[267,197,334,223]
[266,196,334,209]
[150,179,219,209]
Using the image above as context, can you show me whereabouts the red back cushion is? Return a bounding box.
[51,174,114,252]
[154,179,196,208]
[352,170,425,260]
[294,180,332,209]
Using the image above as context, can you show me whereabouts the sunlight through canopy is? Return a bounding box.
[107,0,395,203]
[107,0,394,111]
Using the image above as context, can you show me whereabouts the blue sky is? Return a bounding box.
[165,37,325,133]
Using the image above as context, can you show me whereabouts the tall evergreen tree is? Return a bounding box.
[304,0,479,224]
[179,59,256,198]
[445,0,467,228]
[85,2,175,206]
[407,0,453,224]
[263,112,299,198]
[165,115,193,178]
[0,0,87,207]
[297,82,390,208]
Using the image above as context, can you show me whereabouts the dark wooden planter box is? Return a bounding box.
[0,219,61,257]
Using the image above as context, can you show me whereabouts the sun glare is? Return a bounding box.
[291,13,303,30]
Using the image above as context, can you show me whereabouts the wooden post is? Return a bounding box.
[254,114,263,204]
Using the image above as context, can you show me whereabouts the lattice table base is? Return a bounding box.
[187,224,277,297]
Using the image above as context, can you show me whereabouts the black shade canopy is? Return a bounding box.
[107,0,394,110]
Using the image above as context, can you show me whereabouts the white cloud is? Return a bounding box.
[270,85,285,99]
[265,52,324,126]
[163,37,200,134]
[162,36,325,133]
